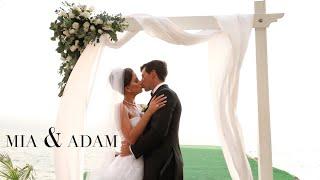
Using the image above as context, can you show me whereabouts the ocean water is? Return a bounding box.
[1,125,320,180]
[0,126,120,180]
[0,127,55,179]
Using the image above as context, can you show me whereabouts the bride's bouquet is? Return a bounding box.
[50,1,128,97]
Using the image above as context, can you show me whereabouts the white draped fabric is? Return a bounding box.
[54,14,253,180]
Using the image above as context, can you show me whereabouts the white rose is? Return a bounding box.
[98,29,103,34]
[75,40,79,45]
[68,12,75,18]
[69,29,76,34]
[66,56,72,61]
[79,12,85,18]
[90,25,96,31]
[84,27,89,32]
[72,22,80,30]
[75,7,81,12]
[94,18,103,25]
[63,30,70,37]
[70,45,78,52]
[59,11,67,17]
[83,21,90,28]
[83,12,90,18]
[98,19,103,24]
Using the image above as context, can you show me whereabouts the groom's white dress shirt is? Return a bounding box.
[152,82,166,95]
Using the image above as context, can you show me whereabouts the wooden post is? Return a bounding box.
[255,1,273,180]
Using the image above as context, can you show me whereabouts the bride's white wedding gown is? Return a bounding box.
[88,105,144,180]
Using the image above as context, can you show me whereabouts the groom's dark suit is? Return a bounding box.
[131,84,183,180]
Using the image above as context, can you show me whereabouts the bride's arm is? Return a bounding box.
[120,95,166,144]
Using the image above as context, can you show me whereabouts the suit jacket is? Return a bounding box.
[131,84,183,180]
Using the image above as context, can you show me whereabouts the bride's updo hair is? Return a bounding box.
[123,68,133,88]
[109,68,133,94]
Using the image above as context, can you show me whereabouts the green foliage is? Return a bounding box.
[0,153,35,180]
[50,1,128,97]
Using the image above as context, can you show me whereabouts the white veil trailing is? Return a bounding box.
[54,14,254,180]
[83,67,126,179]
[108,68,125,95]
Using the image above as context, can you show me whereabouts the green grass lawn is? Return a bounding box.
[84,145,297,180]
[181,145,297,180]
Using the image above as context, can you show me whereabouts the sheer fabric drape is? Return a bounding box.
[54,14,253,180]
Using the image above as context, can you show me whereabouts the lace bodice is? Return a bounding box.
[124,104,143,127]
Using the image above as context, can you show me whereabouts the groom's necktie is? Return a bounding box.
[148,92,153,105]
[145,92,154,112]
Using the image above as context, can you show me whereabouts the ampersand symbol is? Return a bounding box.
[44,127,62,147]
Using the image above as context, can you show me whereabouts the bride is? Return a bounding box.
[88,68,167,180]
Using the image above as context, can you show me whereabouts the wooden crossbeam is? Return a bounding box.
[124,13,283,31]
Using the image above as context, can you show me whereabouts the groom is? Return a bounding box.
[121,60,183,180]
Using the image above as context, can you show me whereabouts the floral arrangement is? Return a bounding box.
[138,104,148,112]
[50,2,128,97]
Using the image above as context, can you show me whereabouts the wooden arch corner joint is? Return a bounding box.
[254,13,284,28]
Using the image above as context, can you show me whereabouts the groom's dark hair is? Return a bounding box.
[140,60,168,81]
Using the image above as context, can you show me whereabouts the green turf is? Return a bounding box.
[181,145,297,180]
[84,145,297,180]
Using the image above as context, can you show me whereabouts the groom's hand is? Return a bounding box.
[120,141,131,157]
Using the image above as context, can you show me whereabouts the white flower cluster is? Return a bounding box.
[57,7,112,38]
[58,4,94,19]
[69,40,80,52]
[51,2,128,97]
